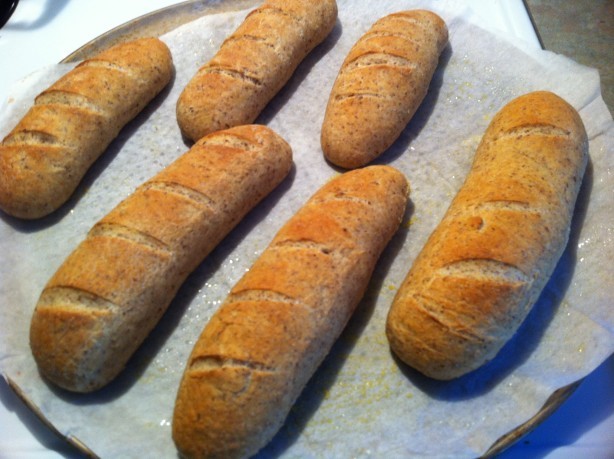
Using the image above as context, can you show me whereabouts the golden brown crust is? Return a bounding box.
[321,10,448,169]
[176,0,338,142]
[386,91,589,380]
[172,165,409,459]
[0,38,174,219]
[29,125,293,392]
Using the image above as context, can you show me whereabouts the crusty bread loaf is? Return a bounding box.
[29,125,293,393]
[386,91,589,380]
[0,38,173,219]
[176,0,338,142]
[321,10,448,169]
[172,165,409,459]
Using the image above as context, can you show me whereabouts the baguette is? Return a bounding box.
[321,10,448,169]
[29,125,293,393]
[172,165,409,459]
[0,38,173,219]
[386,91,589,380]
[176,0,338,142]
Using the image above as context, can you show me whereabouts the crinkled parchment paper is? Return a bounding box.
[1,1,612,457]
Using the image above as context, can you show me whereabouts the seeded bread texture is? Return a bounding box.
[29,125,292,393]
[386,91,589,380]
[176,0,338,142]
[172,165,409,459]
[321,10,448,169]
[0,38,173,219]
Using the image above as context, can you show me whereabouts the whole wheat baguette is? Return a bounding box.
[172,165,409,459]
[29,125,292,393]
[321,10,448,169]
[176,0,338,142]
[0,38,173,219]
[386,91,589,380]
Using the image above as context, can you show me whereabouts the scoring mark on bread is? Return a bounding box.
[142,181,217,211]
[474,200,532,212]
[333,92,388,103]
[200,132,260,151]
[361,30,423,47]
[2,130,60,147]
[78,59,136,77]
[410,292,495,344]
[438,258,529,285]
[272,239,336,256]
[494,124,571,141]
[343,53,418,74]
[468,200,539,217]
[190,355,275,372]
[250,5,302,25]
[189,355,274,396]
[311,193,373,208]
[453,202,540,232]
[223,34,276,50]
[226,288,302,306]
[388,13,432,31]
[37,285,119,313]
[198,66,264,87]
[392,310,453,356]
[89,221,172,255]
[34,91,106,114]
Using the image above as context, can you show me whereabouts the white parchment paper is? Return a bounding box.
[1,1,613,457]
